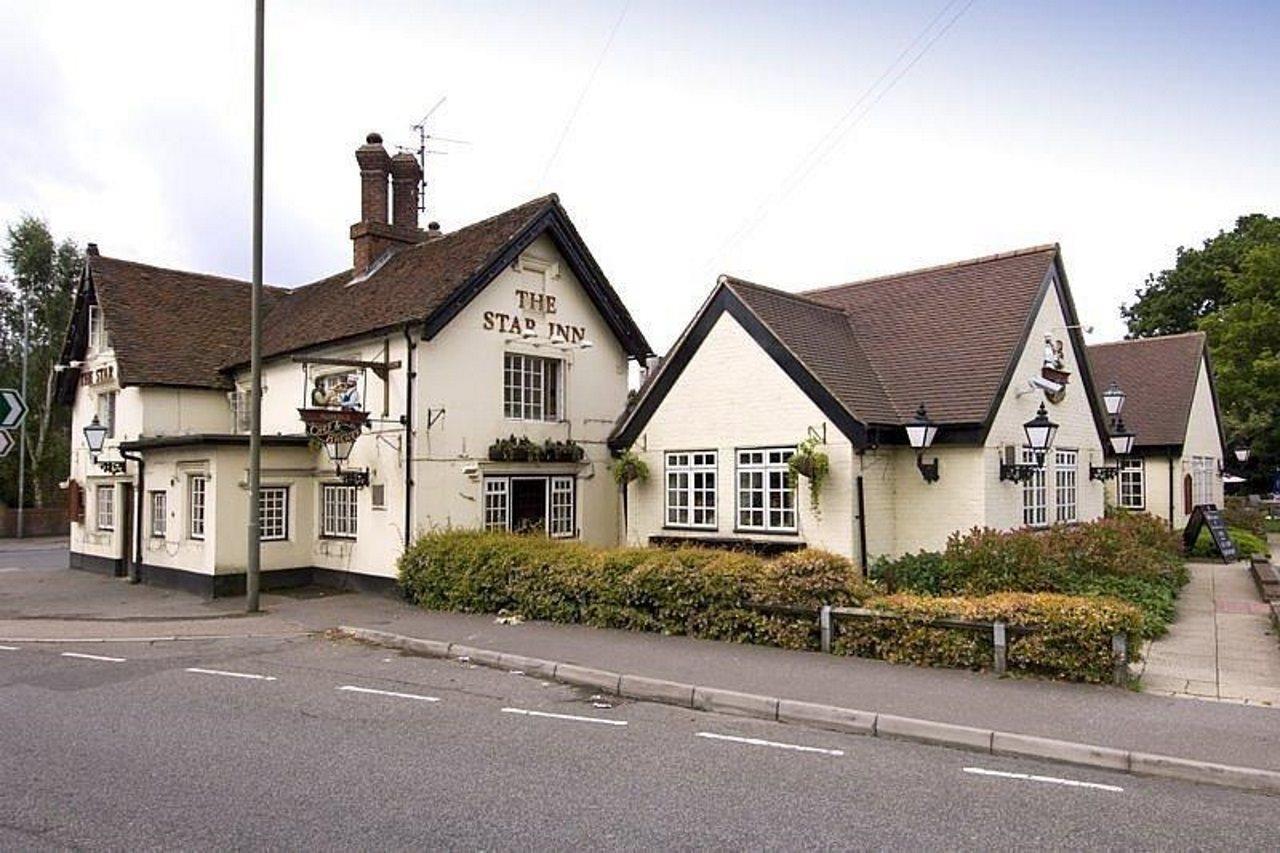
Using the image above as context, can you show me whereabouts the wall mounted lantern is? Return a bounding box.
[905,403,940,483]
[83,415,125,474]
[1091,417,1135,481]
[1234,444,1251,464]
[1102,381,1126,418]
[320,431,370,487]
[1000,403,1058,483]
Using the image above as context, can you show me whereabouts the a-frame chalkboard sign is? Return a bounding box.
[1183,504,1238,563]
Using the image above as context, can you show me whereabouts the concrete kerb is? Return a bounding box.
[336,625,1280,797]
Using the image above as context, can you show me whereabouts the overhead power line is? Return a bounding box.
[538,0,632,189]
[704,0,979,274]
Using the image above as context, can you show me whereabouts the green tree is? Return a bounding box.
[0,216,82,509]
[1122,214,1280,490]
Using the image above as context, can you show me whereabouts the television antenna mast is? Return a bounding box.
[410,97,471,215]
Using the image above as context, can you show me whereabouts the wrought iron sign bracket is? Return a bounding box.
[340,469,371,488]
[426,408,446,430]
[293,340,402,416]
[999,461,1042,484]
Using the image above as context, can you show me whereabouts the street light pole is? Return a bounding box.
[17,279,28,539]
[246,0,264,612]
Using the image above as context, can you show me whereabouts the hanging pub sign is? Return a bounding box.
[1183,505,1238,563]
[483,288,587,344]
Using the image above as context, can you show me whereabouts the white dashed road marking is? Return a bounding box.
[185,667,277,681]
[60,652,126,663]
[338,685,440,702]
[963,766,1124,792]
[501,707,628,726]
[0,645,19,651]
[695,731,844,757]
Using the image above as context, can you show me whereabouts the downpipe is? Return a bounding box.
[120,450,144,584]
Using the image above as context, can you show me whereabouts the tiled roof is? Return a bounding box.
[724,246,1059,427]
[76,194,650,392]
[87,256,288,389]
[1087,332,1207,448]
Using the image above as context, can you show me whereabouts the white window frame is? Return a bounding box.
[321,483,358,539]
[503,352,561,421]
[1190,456,1216,507]
[259,486,289,542]
[1021,448,1048,528]
[665,451,718,529]
[97,391,117,439]
[483,478,509,531]
[149,490,166,538]
[735,447,797,534]
[96,484,115,532]
[88,304,104,352]
[549,476,575,539]
[1054,448,1078,524]
[188,475,207,540]
[1118,457,1145,510]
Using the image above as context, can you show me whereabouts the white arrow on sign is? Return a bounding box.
[0,389,27,430]
[0,429,12,458]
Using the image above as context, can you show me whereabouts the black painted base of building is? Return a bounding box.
[68,551,400,600]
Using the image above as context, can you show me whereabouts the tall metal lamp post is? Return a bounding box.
[246,0,265,613]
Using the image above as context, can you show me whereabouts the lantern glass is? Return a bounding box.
[1102,381,1126,417]
[905,404,939,450]
[83,416,108,454]
[1022,403,1058,452]
[1234,447,1250,463]
[324,433,356,467]
[1110,432,1135,456]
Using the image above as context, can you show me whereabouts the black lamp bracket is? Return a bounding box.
[999,449,1046,484]
[1089,465,1120,482]
[340,468,371,488]
[916,452,940,483]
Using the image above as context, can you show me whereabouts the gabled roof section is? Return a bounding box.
[1087,332,1213,450]
[803,245,1060,426]
[611,244,1090,451]
[58,255,289,398]
[238,194,652,365]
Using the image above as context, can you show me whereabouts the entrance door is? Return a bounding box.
[510,478,547,534]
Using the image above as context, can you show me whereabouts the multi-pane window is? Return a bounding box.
[88,305,104,352]
[1021,448,1048,528]
[736,448,796,532]
[97,391,117,439]
[188,475,207,539]
[1118,458,1145,509]
[666,451,717,529]
[1190,456,1216,507]
[503,353,561,421]
[150,491,166,538]
[321,483,358,538]
[259,486,288,542]
[1054,449,1078,524]
[549,476,575,539]
[96,485,115,531]
[484,479,509,531]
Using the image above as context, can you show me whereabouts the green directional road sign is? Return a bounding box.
[0,429,12,458]
[0,389,27,430]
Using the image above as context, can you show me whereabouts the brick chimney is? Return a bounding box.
[350,132,424,275]
[389,152,422,230]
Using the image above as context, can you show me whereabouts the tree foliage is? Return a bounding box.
[1122,214,1280,489]
[0,216,82,508]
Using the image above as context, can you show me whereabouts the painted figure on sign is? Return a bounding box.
[310,377,329,408]
[339,378,361,411]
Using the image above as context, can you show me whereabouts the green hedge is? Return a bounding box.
[871,513,1187,639]
[840,593,1144,683]
[399,530,1144,683]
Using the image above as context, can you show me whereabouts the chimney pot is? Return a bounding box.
[86,242,100,256]
[426,222,443,241]
[366,132,382,144]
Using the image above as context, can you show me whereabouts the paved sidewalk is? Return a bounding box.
[0,535,69,553]
[1140,560,1280,706]
[4,561,1280,773]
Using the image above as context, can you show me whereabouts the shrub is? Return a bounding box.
[870,550,950,595]
[1189,526,1269,560]
[1223,499,1267,536]
[836,592,1144,683]
[400,530,1146,683]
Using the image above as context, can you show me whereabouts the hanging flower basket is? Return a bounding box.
[788,436,829,512]
[611,449,649,486]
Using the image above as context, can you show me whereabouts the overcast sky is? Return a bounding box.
[2,0,1277,351]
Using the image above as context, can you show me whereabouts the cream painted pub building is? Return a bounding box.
[610,246,1121,568]
[1087,332,1226,529]
[59,133,652,595]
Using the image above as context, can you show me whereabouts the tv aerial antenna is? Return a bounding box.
[410,97,471,215]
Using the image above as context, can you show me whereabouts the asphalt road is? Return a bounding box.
[0,545,66,572]
[1,634,1276,850]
